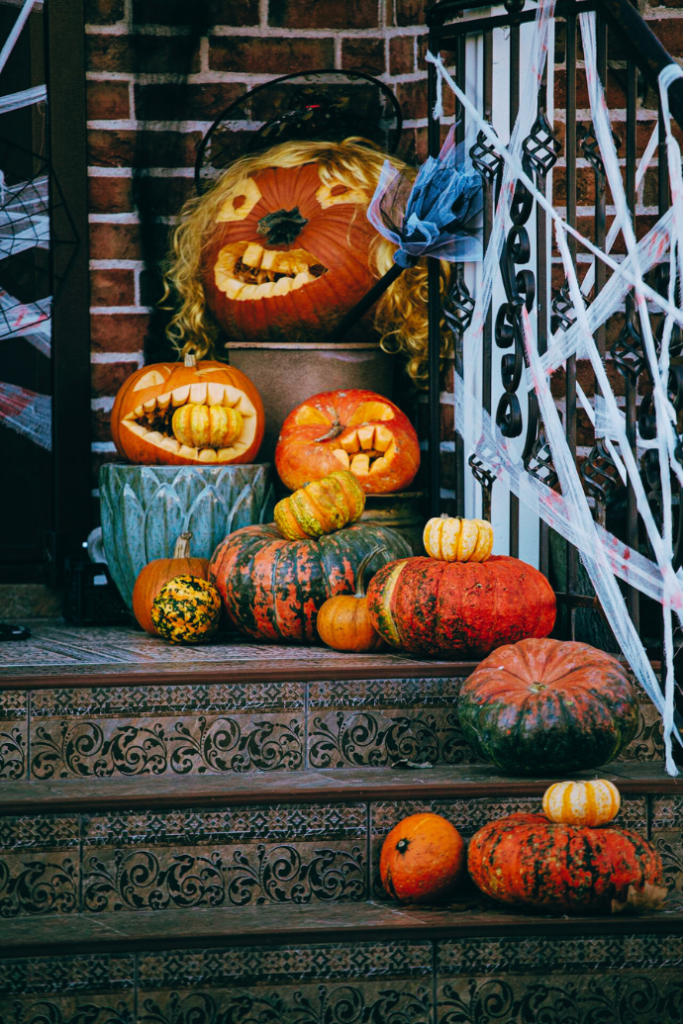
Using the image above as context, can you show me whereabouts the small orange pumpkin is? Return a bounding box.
[132,533,209,636]
[379,812,466,904]
[316,547,387,652]
[111,354,264,466]
[543,779,621,827]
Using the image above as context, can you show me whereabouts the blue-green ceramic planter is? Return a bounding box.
[100,463,275,608]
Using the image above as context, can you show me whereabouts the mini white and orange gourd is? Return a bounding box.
[542,779,621,827]
[423,514,493,563]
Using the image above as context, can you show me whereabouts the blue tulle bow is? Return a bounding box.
[367,126,484,267]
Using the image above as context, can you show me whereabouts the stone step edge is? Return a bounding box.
[0,659,479,690]
[2,899,682,959]
[1,763,679,815]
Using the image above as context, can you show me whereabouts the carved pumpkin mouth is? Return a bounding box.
[214,241,328,301]
[121,380,258,463]
[329,425,397,475]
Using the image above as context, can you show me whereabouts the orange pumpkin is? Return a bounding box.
[380,812,466,904]
[275,389,420,495]
[316,547,387,652]
[132,532,209,636]
[201,163,379,344]
[111,355,264,466]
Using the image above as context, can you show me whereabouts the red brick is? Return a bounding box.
[269,0,378,30]
[133,0,259,25]
[90,269,136,307]
[134,82,245,121]
[440,401,454,442]
[550,357,628,400]
[91,313,151,353]
[92,407,113,443]
[92,361,141,397]
[87,81,130,120]
[341,38,385,73]
[389,35,414,75]
[209,36,334,74]
[394,0,426,27]
[85,0,125,24]
[86,34,200,74]
[90,223,142,261]
[134,176,195,218]
[88,177,135,215]
[552,167,597,206]
[89,129,203,168]
[397,78,449,120]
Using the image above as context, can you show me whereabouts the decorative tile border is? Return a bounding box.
[308,677,463,710]
[651,796,683,894]
[138,941,433,988]
[437,933,683,975]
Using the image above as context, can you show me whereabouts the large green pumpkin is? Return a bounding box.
[458,638,639,774]
[209,523,411,643]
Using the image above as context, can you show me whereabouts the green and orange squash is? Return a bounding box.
[274,469,365,540]
[468,813,665,914]
[209,523,411,644]
[458,638,639,773]
[366,555,555,658]
[151,574,222,644]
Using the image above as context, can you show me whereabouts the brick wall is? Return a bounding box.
[85,0,432,498]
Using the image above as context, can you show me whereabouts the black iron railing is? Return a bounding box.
[426,0,683,666]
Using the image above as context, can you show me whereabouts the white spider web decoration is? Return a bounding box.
[427,0,683,775]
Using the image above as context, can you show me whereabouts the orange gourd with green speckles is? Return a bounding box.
[151,575,222,644]
[380,812,465,904]
[366,555,555,658]
[468,813,664,913]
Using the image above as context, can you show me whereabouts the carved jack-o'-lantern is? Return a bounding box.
[275,388,420,494]
[201,163,378,344]
[111,356,265,466]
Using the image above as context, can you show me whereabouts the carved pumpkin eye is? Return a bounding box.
[315,179,367,208]
[217,177,263,222]
[133,367,172,391]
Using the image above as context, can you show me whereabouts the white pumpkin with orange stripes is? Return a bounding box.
[542,779,621,827]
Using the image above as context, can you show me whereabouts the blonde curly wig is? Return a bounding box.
[161,136,452,385]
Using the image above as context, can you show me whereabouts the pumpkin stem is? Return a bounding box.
[396,838,410,855]
[184,352,197,368]
[314,420,344,443]
[257,206,308,246]
[355,546,387,598]
[173,532,193,558]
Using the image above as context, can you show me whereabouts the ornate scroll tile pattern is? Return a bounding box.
[137,982,432,1024]
[617,701,665,763]
[436,972,683,1024]
[0,817,80,919]
[651,796,683,894]
[29,681,305,778]
[80,804,368,913]
[0,690,27,780]
[308,677,476,769]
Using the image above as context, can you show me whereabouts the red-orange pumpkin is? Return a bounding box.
[132,532,209,636]
[209,523,411,644]
[380,813,466,904]
[202,163,378,344]
[366,555,556,657]
[275,389,420,495]
[458,639,639,774]
[468,813,664,914]
[111,356,264,466]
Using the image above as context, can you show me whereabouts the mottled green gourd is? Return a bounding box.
[151,574,222,644]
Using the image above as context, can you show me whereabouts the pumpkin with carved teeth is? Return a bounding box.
[201,163,379,344]
[111,356,265,466]
[275,388,420,494]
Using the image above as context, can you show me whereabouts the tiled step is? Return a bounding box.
[1,901,683,1024]
[0,661,666,783]
[0,765,681,920]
